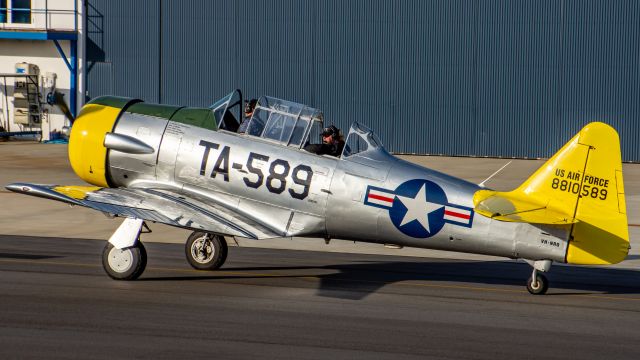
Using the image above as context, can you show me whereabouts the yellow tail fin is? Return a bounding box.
[474,122,629,264]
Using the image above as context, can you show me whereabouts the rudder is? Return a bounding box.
[564,122,628,264]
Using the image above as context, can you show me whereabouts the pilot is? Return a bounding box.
[304,125,345,157]
[237,98,257,134]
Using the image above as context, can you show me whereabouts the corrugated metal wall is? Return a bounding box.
[86,0,160,101]
[86,0,640,161]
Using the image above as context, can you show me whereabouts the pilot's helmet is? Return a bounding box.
[322,125,339,139]
[244,99,258,114]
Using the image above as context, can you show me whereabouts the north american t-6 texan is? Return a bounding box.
[7,90,628,295]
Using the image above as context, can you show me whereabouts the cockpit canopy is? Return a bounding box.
[210,90,387,159]
[246,96,324,147]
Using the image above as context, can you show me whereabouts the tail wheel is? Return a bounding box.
[526,273,549,295]
[102,242,147,280]
[185,232,228,270]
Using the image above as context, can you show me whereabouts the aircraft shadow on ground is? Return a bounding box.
[299,261,639,299]
[143,259,640,300]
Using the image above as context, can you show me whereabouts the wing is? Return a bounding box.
[6,183,283,239]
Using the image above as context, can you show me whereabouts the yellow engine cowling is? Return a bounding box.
[68,96,140,187]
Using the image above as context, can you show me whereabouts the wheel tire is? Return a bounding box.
[185,232,228,270]
[526,273,549,295]
[102,242,147,280]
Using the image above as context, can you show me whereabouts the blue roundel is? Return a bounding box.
[389,179,448,238]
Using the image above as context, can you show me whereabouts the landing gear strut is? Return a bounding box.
[185,232,228,270]
[527,270,548,295]
[525,259,551,295]
[101,218,149,280]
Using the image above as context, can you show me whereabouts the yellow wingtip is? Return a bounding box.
[53,186,101,200]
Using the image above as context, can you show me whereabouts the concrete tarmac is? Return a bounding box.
[0,236,639,359]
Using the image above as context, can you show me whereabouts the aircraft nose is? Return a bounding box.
[68,97,139,187]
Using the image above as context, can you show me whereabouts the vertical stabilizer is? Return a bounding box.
[474,122,628,264]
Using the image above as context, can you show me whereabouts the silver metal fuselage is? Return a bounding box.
[107,115,570,263]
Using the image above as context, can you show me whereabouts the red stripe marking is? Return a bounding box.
[444,210,470,220]
[368,194,394,203]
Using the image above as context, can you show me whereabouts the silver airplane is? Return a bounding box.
[7,90,629,295]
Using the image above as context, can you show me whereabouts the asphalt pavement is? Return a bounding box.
[0,235,639,359]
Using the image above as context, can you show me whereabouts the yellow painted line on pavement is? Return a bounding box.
[0,258,101,269]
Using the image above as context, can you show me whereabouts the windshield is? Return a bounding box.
[209,89,242,131]
[342,122,383,157]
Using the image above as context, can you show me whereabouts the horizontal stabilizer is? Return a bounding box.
[474,189,578,224]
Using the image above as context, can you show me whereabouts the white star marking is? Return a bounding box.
[395,184,444,233]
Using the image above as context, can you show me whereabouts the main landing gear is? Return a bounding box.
[100,217,230,279]
[101,228,229,280]
[185,232,228,270]
[525,259,552,295]
[102,241,147,280]
[101,218,149,280]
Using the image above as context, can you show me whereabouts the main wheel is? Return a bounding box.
[102,242,147,280]
[526,273,549,295]
[185,232,228,270]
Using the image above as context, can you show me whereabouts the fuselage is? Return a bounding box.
[101,113,570,264]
